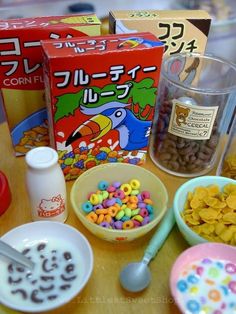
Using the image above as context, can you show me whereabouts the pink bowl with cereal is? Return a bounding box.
[170,243,236,314]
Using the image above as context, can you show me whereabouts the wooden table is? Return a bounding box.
[0,121,217,314]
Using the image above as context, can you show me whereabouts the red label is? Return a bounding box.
[37,194,65,218]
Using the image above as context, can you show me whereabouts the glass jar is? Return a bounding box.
[150,53,236,177]
[217,114,236,179]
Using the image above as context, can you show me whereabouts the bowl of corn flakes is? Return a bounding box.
[173,176,236,246]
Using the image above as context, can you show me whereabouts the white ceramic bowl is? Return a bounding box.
[71,163,168,242]
[173,175,236,246]
[0,221,93,312]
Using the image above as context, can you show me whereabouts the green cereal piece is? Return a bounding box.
[115,210,125,220]
[64,157,74,166]
[131,208,140,217]
[124,207,132,218]
[131,189,140,195]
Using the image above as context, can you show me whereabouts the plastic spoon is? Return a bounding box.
[0,239,34,270]
[120,208,175,292]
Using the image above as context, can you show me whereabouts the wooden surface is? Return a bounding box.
[0,121,218,314]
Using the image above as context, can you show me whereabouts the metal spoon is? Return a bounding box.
[0,239,34,269]
[120,208,175,292]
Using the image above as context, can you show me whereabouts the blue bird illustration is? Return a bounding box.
[118,37,163,49]
[65,101,151,150]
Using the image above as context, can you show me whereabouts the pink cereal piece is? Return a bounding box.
[114,189,125,199]
[102,199,109,208]
[132,220,141,228]
[107,185,116,193]
[141,191,150,200]
[139,208,149,217]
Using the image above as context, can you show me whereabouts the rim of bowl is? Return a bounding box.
[173,176,236,244]
[169,242,236,313]
[0,221,94,312]
[70,164,169,235]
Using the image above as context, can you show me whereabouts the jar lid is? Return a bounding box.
[25,147,58,169]
[0,171,11,215]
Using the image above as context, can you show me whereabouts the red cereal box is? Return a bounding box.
[41,32,164,180]
[0,14,101,156]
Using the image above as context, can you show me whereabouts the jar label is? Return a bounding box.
[168,99,218,140]
[37,194,65,218]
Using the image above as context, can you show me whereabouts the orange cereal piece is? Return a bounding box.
[122,196,129,203]
[97,214,105,224]
[208,289,221,302]
[86,212,98,223]
[104,214,112,223]
[144,198,153,205]
[129,195,138,203]
[95,209,108,215]
[123,220,134,230]
[126,202,137,209]
[108,206,118,217]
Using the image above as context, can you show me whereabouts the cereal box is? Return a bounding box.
[109,10,211,55]
[0,14,101,156]
[41,32,164,180]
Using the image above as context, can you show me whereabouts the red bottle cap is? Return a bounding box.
[0,171,11,215]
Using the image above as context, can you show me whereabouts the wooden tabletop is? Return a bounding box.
[0,121,218,314]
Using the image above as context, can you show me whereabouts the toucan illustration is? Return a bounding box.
[65,101,151,151]
[118,37,163,49]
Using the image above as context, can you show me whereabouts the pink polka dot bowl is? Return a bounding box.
[70,163,168,242]
[170,243,236,314]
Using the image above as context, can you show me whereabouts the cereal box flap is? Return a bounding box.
[0,14,101,30]
[41,32,164,58]
[109,10,211,20]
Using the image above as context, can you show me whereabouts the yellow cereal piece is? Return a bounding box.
[192,211,200,221]
[215,222,227,235]
[219,228,234,242]
[187,191,194,201]
[194,187,208,199]
[226,194,236,209]
[223,212,236,224]
[204,196,218,207]
[185,214,200,226]
[190,197,205,209]
[199,223,215,235]
[199,207,218,221]
[207,185,220,196]
[224,183,236,194]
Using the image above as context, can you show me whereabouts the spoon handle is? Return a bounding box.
[144,208,175,261]
[0,239,34,269]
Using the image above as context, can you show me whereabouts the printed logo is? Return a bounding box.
[37,194,65,218]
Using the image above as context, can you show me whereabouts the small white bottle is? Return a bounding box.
[25,147,68,222]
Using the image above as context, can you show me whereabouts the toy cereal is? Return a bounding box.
[109,10,211,55]
[182,183,236,245]
[41,32,164,180]
[0,14,101,156]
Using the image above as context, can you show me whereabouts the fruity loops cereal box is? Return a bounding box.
[41,32,164,180]
[0,14,101,156]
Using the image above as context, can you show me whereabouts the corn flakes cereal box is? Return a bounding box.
[0,14,101,156]
[109,10,211,55]
[41,32,164,180]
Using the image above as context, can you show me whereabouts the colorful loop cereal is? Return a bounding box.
[115,210,125,220]
[86,212,98,223]
[98,180,109,191]
[120,183,132,196]
[114,189,125,199]
[89,193,100,205]
[97,214,105,224]
[123,220,134,230]
[131,189,140,195]
[83,179,155,231]
[130,179,140,190]
[141,191,151,200]
[108,206,119,217]
[82,201,93,213]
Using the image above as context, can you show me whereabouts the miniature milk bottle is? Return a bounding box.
[25,147,68,222]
